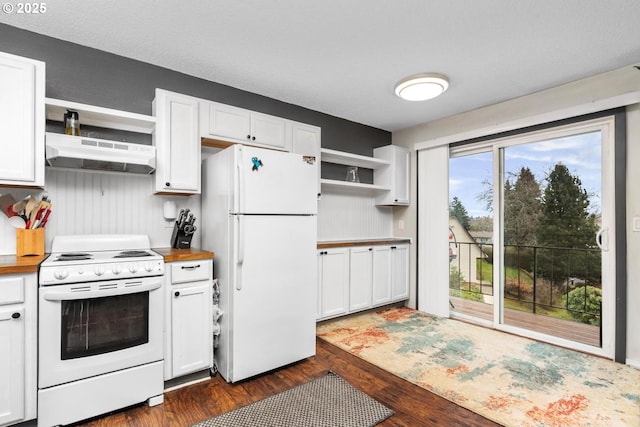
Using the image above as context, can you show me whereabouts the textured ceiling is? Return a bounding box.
[2,1,640,131]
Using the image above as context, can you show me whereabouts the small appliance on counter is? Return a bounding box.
[171,208,197,248]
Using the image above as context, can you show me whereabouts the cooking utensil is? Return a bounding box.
[0,193,18,218]
[38,208,52,228]
[8,216,26,228]
[28,200,51,228]
[24,196,37,219]
[11,195,31,215]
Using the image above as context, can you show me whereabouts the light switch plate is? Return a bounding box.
[633,217,640,232]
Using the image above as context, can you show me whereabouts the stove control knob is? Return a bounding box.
[94,266,105,276]
[129,263,139,273]
[112,264,122,275]
[54,269,69,280]
[144,263,154,272]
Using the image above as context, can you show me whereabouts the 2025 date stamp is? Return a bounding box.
[2,2,47,14]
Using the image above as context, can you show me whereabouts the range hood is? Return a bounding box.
[46,133,156,174]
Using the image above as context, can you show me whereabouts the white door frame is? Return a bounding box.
[446,116,616,358]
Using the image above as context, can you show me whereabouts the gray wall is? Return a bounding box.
[0,23,390,183]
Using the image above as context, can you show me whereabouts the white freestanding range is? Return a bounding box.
[202,144,318,382]
[37,235,165,427]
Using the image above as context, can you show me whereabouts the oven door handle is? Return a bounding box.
[42,281,162,301]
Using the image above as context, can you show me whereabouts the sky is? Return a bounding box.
[449,131,602,218]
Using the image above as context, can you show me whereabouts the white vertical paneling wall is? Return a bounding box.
[318,190,392,241]
[0,168,201,255]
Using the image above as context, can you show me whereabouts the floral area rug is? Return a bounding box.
[317,307,640,427]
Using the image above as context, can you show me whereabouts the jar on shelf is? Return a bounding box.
[345,166,359,183]
[64,109,80,136]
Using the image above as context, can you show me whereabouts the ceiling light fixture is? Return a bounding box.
[394,73,449,101]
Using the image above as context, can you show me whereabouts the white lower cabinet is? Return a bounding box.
[349,247,373,311]
[317,243,409,321]
[317,248,349,320]
[0,274,36,427]
[372,246,392,305]
[391,245,410,300]
[164,260,213,380]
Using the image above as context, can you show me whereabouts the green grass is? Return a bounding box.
[476,259,534,288]
[450,285,485,302]
[462,260,579,323]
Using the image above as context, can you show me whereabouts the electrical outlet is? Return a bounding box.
[633,217,640,232]
[398,219,405,230]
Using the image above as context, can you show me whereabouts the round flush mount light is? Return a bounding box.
[394,73,449,101]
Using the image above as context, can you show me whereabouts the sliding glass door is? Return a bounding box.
[449,150,494,323]
[449,116,616,357]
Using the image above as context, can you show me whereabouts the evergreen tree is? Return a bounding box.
[449,196,471,231]
[503,167,542,246]
[535,163,600,284]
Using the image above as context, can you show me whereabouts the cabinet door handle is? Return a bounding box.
[11,312,20,319]
[165,182,171,187]
[174,291,180,297]
[252,136,256,141]
[368,248,373,251]
[246,134,251,139]
[391,246,397,250]
[181,264,201,270]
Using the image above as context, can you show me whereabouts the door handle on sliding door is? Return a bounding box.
[595,227,609,251]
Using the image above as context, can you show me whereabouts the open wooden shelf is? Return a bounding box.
[320,148,390,169]
[320,178,390,193]
[46,98,156,134]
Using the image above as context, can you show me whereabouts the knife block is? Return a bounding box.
[170,223,193,249]
[16,228,45,257]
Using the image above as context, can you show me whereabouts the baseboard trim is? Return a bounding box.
[625,358,640,369]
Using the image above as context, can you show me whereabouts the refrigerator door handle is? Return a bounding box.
[236,215,245,290]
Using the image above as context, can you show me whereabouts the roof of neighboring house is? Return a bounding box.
[469,231,493,240]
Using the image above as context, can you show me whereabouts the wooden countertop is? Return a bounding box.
[0,254,48,275]
[153,248,214,263]
[317,238,411,249]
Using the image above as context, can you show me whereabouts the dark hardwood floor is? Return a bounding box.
[74,338,499,427]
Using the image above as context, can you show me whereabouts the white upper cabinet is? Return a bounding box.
[200,101,287,150]
[289,121,321,196]
[153,89,200,194]
[203,102,250,141]
[0,52,45,187]
[251,111,286,149]
[374,145,410,206]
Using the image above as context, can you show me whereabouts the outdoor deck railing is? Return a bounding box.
[449,241,602,327]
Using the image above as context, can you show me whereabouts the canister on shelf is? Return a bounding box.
[64,109,80,136]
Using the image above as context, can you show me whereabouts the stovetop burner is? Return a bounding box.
[54,252,94,261]
[114,250,153,258]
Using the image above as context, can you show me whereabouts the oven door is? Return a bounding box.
[38,277,163,389]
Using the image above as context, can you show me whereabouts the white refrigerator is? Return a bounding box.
[202,144,318,382]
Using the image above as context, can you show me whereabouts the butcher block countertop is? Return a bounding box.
[153,248,214,263]
[0,254,48,275]
[317,238,411,249]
